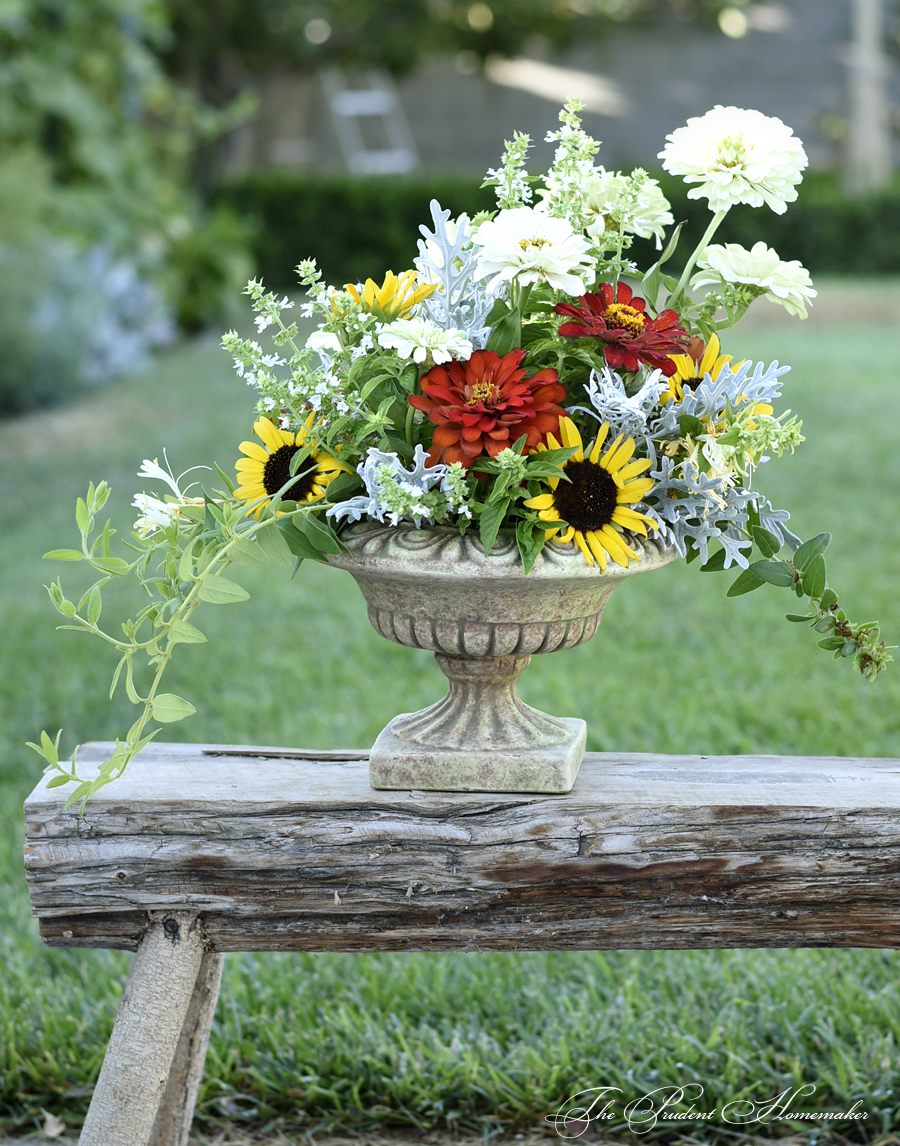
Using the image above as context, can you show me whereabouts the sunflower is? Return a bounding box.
[345,269,436,322]
[235,415,350,516]
[524,417,657,570]
[663,332,739,403]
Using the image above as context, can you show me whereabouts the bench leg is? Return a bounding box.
[148,947,225,1146]
[79,912,222,1146]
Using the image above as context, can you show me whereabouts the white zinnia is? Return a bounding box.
[581,170,673,248]
[473,205,594,294]
[692,242,816,319]
[659,106,807,215]
[377,317,473,364]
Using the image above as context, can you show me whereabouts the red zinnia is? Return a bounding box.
[555,282,689,376]
[409,349,566,469]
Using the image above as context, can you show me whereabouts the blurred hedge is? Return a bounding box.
[216,170,900,290]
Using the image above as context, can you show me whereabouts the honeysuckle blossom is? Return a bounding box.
[473,205,594,294]
[659,106,807,215]
[377,317,473,365]
[692,242,816,318]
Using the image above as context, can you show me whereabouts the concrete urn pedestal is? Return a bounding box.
[328,523,676,793]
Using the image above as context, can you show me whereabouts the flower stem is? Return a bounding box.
[669,209,728,309]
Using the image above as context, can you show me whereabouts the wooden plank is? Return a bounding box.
[24,742,900,952]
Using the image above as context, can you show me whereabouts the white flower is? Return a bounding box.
[472,205,594,294]
[132,493,179,537]
[137,457,182,497]
[377,317,473,364]
[306,329,341,355]
[692,242,816,318]
[659,106,807,215]
[581,170,673,248]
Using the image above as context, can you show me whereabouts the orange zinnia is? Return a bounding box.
[409,349,566,469]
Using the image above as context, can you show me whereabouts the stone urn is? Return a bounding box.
[328,522,676,793]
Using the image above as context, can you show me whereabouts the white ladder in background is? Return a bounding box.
[322,66,420,175]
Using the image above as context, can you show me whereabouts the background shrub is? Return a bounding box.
[216,170,900,290]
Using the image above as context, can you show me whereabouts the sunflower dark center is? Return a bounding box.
[683,375,704,391]
[553,458,618,533]
[263,444,318,502]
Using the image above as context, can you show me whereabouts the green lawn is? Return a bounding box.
[1,284,899,1140]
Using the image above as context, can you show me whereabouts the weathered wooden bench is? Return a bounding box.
[23,741,900,1146]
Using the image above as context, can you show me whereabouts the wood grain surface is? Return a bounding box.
[23,741,900,952]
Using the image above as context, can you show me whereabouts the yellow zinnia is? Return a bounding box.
[664,332,740,403]
[234,414,350,517]
[345,269,436,322]
[524,417,657,571]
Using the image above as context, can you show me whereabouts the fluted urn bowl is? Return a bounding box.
[328,522,676,793]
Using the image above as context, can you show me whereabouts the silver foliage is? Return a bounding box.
[414,200,493,348]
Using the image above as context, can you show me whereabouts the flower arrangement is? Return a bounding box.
[32,100,892,804]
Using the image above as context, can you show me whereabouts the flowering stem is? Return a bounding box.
[669,209,728,309]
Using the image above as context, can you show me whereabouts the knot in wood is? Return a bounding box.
[163,918,180,942]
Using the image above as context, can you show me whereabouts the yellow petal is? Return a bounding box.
[239,442,270,463]
[601,435,634,475]
[616,458,652,482]
[235,485,267,501]
[699,334,720,376]
[585,531,609,571]
[254,418,285,453]
[616,477,654,503]
[557,417,584,460]
[612,507,649,535]
[574,531,596,567]
[557,526,575,544]
[601,524,638,566]
[523,494,556,510]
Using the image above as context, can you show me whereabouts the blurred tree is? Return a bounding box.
[161,0,734,103]
[0,0,249,248]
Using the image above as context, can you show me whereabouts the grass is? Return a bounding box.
[1,283,899,1140]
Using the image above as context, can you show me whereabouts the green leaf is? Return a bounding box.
[256,522,295,569]
[678,414,705,439]
[197,576,250,604]
[749,560,795,588]
[820,587,839,610]
[124,658,141,704]
[228,537,265,567]
[296,512,344,555]
[91,557,130,575]
[177,543,196,582]
[204,493,226,525]
[75,497,91,533]
[43,549,83,561]
[840,640,858,657]
[485,306,521,356]
[46,775,73,789]
[792,532,831,571]
[479,498,510,557]
[109,657,126,700]
[278,519,327,562]
[150,693,197,724]
[799,553,826,600]
[323,471,363,505]
[515,518,546,576]
[726,567,765,597]
[817,636,846,651]
[214,462,236,495]
[86,586,102,625]
[699,547,727,573]
[167,618,207,644]
[785,613,815,623]
[64,781,93,810]
[750,525,781,558]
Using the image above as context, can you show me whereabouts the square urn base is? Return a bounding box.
[368,717,586,794]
